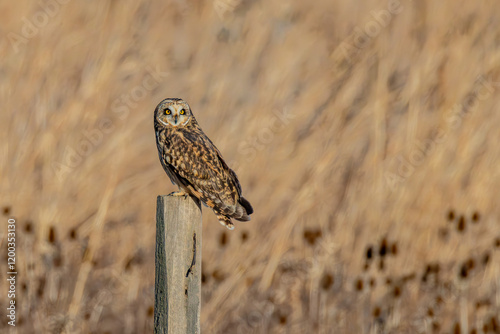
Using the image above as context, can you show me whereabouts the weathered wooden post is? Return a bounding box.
[155,195,202,334]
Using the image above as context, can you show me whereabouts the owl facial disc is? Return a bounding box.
[155,99,192,127]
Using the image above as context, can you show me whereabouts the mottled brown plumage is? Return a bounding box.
[154,98,253,229]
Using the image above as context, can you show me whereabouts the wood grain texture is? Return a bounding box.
[155,195,202,334]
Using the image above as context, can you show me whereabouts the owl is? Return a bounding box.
[154,98,253,230]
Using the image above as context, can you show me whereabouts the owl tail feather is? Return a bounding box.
[217,214,234,230]
[239,197,254,215]
[216,197,253,229]
[232,197,253,222]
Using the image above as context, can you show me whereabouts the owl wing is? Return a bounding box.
[200,149,253,220]
[166,130,242,213]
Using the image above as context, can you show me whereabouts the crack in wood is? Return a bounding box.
[185,233,196,278]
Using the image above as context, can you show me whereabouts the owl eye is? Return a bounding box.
[165,109,171,115]
[180,109,186,115]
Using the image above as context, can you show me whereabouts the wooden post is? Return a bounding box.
[155,195,202,334]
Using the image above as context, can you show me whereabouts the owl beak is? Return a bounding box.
[173,114,179,124]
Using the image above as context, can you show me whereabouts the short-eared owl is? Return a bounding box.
[154,98,253,230]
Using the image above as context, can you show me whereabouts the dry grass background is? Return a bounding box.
[1,0,500,333]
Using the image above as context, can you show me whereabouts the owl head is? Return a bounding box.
[154,98,193,128]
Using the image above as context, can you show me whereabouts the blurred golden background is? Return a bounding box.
[1,0,500,333]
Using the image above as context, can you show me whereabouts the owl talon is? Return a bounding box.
[169,191,189,198]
